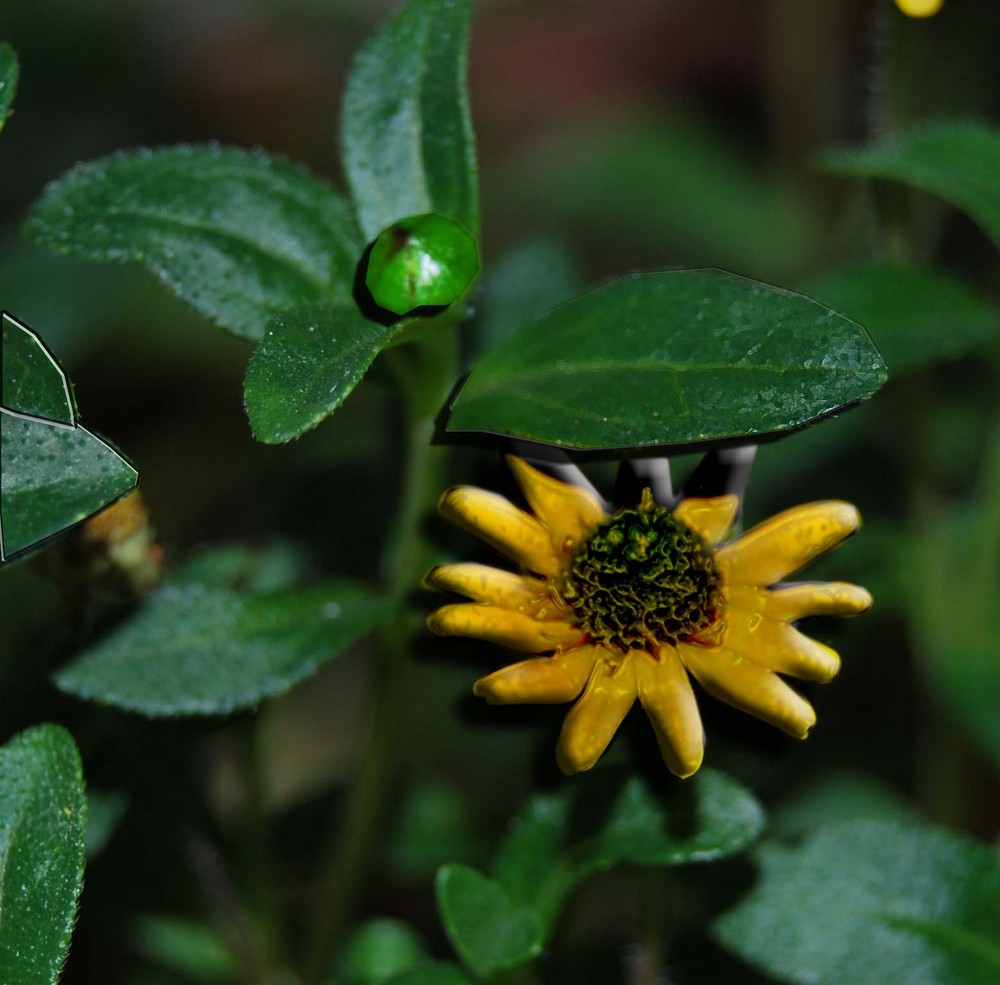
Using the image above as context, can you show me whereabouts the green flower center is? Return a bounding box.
[562,489,720,651]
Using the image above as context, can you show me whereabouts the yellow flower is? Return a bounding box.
[425,457,871,778]
[895,0,944,18]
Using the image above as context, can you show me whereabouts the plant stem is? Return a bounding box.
[303,320,459,984]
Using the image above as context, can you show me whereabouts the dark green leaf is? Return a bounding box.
[0,44,17,134]
[436,864,543,980]
[131,916,236,984]
[0,724,86,985]
[495,113,823,282]
[24,145,362,341]
[54,580,387,715]
[2,311,75,424]
[244,302,395,444]
[715,820,1000,985]
[339,920,426,985]
[472,239,583,354]
[824,121,1000,248]
[342,0,478,240]
[388,780,483,878]
[85,790,128,859]
[494,770,764,930]
[769,771,918,841]
[383,963,475,985]
[0,411,137,561]
[804,263,1000,374]
[174,542,311,593]
[448,269,887,450]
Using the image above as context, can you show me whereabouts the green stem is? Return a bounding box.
[303,320,459,984]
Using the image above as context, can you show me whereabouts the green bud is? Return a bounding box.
[365,213,479,316]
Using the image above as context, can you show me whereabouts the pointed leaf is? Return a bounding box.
[448,269,887,450]
[804,263,1000,374]
[824,121,1000,248]
[494,770,764,930]
[54,581,388,715]
[435,864,543,980]
[716,819,1000,985]
[244,301,397,444]
[342,0,478,240]
[0,724,86,985]
[0,411,137,561]
[24,145,362,340]
[0,44,17,135]
[2,311,75,424]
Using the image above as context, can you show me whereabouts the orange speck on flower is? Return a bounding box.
[425,457,871,778]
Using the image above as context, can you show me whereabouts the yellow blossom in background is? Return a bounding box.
[895,0,944,18]
[425,457,871,778]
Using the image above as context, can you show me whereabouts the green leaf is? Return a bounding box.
[472,239,583,354]
[2,311,75,424]
[435,864,543,980]
[339,919,426,985]
[715,819,1000,985]
[448,269,887,450]
[54,580,387,715]
[383,964,475,985]
[804,263,1000,375]
[494,770,764,930]
[131,916,236,984]
[244,301,396,444]
[342,0,478,240]
[0,412,137,562]
[24,145,362,341]
[0,724,86,985]
[0,44,18,135]
[85,789,128,859]
[824,121,1000,248]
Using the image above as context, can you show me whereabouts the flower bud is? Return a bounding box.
[365,213,479,316]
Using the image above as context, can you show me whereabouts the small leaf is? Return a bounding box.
[804,263,1000,374]
[2,311,75,424]
[824,121,1000,248]
[494,770,764,930]
[342,0,478,240]
[472,239,583,354]
[85,789,128,859]
[54,580,387,715]
[339,919,426,985]
[383,963,475,985]
[0,44,17,135]
[448,269,887,450]
[435,864,544,980]
[0,724,86,985]
[131,916,236,984]
[0,412,137,561]
[715,819,1000,985]
[24,145,362,341]
[244,302,396,444]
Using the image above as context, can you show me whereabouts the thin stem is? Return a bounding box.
[303,320,459,984]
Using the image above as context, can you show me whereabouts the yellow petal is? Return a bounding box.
[672,495,739,546]
[427,604,583,652]
[556,655,636,774]
[473,645,603,704]
[677,642,816,738]
[438,486,560,577]
[762,582,873,621]
[506,456,606,558]
[635,647,704,778]
[717,501,861,587]
[424,563,560,616]
[715,605,841,682]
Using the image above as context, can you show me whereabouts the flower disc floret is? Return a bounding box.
[563,489,719,650]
